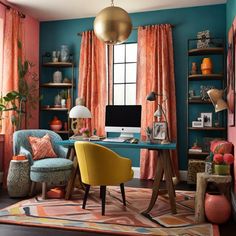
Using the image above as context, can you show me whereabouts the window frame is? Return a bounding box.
[111,42,137,105]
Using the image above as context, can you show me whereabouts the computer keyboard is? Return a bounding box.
[102,138,126,143]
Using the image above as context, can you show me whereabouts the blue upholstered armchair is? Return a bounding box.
[13,129,73,199]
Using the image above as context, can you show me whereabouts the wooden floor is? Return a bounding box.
[0,179,235,236]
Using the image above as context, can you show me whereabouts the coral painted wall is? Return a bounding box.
[226,0,236,192]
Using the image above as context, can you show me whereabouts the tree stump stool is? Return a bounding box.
[195,172,232,223]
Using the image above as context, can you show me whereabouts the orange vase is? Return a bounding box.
[205,193,231,224]
[50,116,62,131]
[201,58,213,74]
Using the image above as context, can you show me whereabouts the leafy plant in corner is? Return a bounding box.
[0,40,42,131]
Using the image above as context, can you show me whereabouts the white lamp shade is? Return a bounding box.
[69,105,92,118]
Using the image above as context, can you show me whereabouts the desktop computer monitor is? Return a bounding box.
[105,105,142,139]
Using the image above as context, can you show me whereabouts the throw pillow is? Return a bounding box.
[210,140,233,154]
[28,134,57,160]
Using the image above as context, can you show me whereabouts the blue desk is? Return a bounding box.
[57,140,177,214]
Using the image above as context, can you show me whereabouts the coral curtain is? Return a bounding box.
[2,8,22,184]
[136,24,178,179]
[78,31,107,136]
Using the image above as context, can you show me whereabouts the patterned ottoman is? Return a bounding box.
[7,159,30,197]
[187,159,205,184]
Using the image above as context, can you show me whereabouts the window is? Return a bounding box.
[112,43,137,105]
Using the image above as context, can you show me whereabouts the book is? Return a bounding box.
[189,148,203,153]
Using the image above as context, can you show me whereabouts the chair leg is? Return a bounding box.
[100,186,103,198]
[29,181,36,197]
[100,185,106,216]
[120,183,126,206]
[42,182,47,200]
[82,184,90,209]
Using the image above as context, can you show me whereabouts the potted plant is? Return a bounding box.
[213,153,234,175]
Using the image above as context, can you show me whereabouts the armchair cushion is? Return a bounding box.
[28,134,57,160]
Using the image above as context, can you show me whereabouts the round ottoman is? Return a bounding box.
[30,158,73,199]
[7,160,30,197]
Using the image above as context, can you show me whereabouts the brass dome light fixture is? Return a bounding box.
[94,0,132,44]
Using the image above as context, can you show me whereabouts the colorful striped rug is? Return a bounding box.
[0,187,218,236]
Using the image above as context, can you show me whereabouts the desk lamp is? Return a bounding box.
[146,91,170,144]
[69,104,92,135]
[207,89,228,127]
[207,89,228,112]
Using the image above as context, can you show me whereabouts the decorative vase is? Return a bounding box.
[205,192,231,224]
[201,57,213,75]
[50,116,62,131]
[191,62,197,74]
[60,45,70,62]
[53,70,62,83]
[54,94,62,106]
[214,164,230,175]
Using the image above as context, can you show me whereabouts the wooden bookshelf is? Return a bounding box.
[188,47,224,56]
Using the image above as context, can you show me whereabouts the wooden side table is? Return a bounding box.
[195,172,232,223]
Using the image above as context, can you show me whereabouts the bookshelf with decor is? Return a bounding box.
[187,37,227,160]
[39,53,74,139]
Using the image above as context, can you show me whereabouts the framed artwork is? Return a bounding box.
[227,20,235,127]
[201,112,212,127]
[153,122,167,140]
[197,30,210,48]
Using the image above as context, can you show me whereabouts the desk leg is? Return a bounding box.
[65,147,78,200]
[142,150,176,215]
[142,153,164,215]
[162,150,177,214]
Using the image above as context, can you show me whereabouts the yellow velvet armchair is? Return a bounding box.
[74,141,134,215]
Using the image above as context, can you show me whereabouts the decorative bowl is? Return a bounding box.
[50,124,62,131]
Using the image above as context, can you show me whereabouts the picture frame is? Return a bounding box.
[153,122,167,140]
[201,112,212,127]
[197,30,210,48]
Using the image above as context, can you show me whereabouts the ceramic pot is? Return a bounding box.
[201,58,213,74]
[205,192,231,224]
[53,70,62,83]
[50,116,62,126]
[214,164,230,175]
[191,62,197,74]
[50,116,62,131]
[54,94,62,106]
[60,45,69,62]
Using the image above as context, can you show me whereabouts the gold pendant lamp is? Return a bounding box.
[94,0,132,44]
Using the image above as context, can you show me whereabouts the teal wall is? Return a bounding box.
[227,0,236,32]
[40,4,226,170]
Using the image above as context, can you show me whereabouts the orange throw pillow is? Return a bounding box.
[28,134,57,160]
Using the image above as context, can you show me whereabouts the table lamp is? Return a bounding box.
[146,91,170,143]
[207,89,228,112]
[69,105,92,135]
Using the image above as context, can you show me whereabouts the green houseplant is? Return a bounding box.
[0,41,40,131]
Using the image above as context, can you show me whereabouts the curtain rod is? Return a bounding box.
[0,1,25,18]
[77,24,175,36]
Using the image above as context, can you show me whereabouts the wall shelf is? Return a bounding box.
[40,83,73,88]
[40,107,69,111]
[187,37,226,167]
[188,127,226,131]
[188,99,211,104]
[188,47,224,56]
[42,62,74,67]
[188,74,224,80]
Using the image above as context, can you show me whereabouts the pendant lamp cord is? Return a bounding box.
[111,0,114,6]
